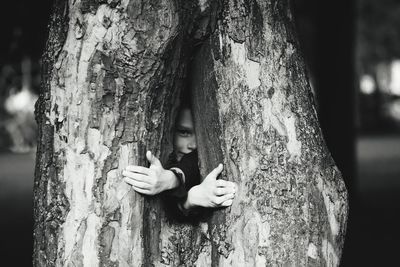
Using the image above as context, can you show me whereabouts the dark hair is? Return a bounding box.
[179,87,192,110]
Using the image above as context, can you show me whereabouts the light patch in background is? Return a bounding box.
[4,87,37,115]
[376,62,391,94]
[3,85,38,153]
[359,74,376,95]
[375,60,400,95]
[384,99,400,121]
[389,59,400,96]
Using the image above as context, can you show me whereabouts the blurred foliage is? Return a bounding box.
[0,60,39,153]
[0,1,52,152]
[0,1,52,65]
[358,0,400,70]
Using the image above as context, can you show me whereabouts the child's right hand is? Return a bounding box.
[123,151,179,195]
[183,164,237,210]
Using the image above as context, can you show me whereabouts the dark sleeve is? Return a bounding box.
[173,150,201,191]
[163,150,203,222]
[165,150,201,199]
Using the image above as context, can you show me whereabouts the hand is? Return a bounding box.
[183,164,236,210]
[123,151,179,195]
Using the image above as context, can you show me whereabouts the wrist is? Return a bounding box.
[163,170,180,190]
[182,198,193,210]
[183,187,197,210]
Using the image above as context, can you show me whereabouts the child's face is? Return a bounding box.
[174,108,197,161]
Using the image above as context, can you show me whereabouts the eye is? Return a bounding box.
[177,130,191,137]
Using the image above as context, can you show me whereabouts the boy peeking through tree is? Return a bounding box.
[122,105,237,216]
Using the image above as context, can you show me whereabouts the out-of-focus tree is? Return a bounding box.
[358,0,400,131]
[358,0,400,70]
[0,0,53,151]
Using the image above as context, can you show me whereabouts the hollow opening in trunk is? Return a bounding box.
[158,39,226,223]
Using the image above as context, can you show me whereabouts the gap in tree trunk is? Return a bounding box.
[157,39,218,223]
[142,36,220,264]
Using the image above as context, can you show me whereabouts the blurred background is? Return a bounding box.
[0,0,399,266]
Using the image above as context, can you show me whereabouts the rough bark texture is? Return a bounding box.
[34,0,348,266]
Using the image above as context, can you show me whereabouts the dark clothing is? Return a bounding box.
[163,150,203,222]
[166,150,201,199]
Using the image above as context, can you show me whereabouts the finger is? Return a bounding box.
[220,199,233,207]
[214,187,235,196]
[216,180,236,189]
[208,164,223,179]
[214,193,235,205]
[125,165,150,175]
[124,177,150,189]
[146,151,162,167]
[216,179,228,187]
[131,185,151,195]
[122,171,151,184]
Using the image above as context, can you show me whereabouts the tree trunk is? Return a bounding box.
[34,0,348,266]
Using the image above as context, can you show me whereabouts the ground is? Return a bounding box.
[342,135,400,267]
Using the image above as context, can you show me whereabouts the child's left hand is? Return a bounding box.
[122,151,178,195]
[183,164,237,210]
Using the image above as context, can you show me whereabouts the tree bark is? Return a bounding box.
[34,0,348,266]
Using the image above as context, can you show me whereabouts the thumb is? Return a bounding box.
[206,163,223,180]
[146,151,162,167]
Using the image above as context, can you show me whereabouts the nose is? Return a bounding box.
[187,137,197,150]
